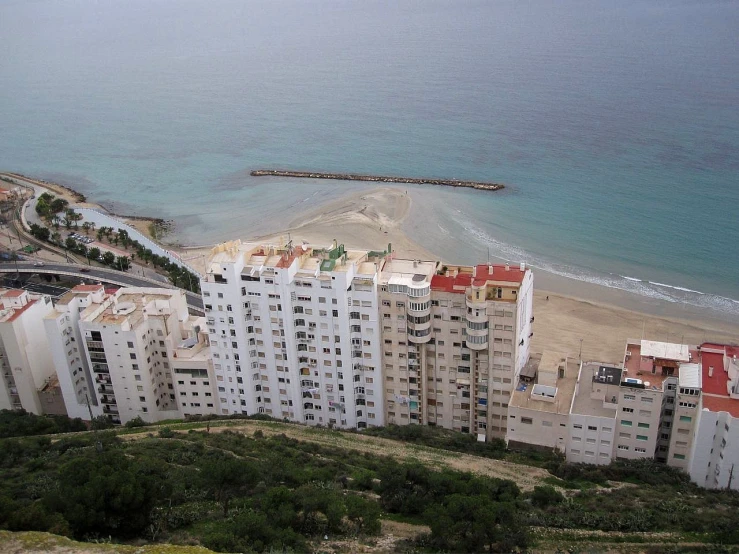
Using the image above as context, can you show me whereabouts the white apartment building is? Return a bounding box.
[168,316,218,418]
[689,343,739,489]
[380,261,534,440]
[200,240,386,429]
[78,287,190,424]
[508,352,578,453]
[0,289,55,415]
[44,284,108,420]
[567,363,622,465]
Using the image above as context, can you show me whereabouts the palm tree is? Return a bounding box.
[82,221,92,235]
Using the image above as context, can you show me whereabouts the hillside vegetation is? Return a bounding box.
[1,411,739,553]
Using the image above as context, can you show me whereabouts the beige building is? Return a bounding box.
[0,289,56,415]
[380,260,534,440]
[508,352,578,452]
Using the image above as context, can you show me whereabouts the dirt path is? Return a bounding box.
[127,420,551,491]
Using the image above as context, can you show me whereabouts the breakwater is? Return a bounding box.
[250,169,505,191]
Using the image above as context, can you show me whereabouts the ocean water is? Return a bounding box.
[0,0,738,321]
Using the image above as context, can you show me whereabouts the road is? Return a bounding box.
[0,261,203,313]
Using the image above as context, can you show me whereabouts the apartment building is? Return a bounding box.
[200,240,386,429]
[567,363,622,465]
[689,343,739,490]
[168,316,218,418]
[613,340,693,461]
[78,287,190,424]
[0,289,55,415]
[508,352,578,453]
[380,261,534,440]
[44,284,108,420]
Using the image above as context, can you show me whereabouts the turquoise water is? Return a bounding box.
[1,0,738,320]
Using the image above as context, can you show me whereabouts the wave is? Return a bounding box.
[649,282,705,295]
[459,221,739,318]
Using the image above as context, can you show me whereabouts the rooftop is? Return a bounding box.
[640,340,690,362]
[571,363,622,418]
[88,291,177,328]
[623,341,685,388]
[431,263,528,294]
[700,343,739,417]
[679,363,702,389]
[510,353,577,415]
[208,239,380,277]
[379,258,437,284]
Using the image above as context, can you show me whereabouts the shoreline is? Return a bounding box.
[251,169,505,191]
[6,172,738,352]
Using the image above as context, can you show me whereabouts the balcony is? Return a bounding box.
[99,395,117,405]
[85,340,104,350]
[97,385,114,394]
[92,363,109,374]
[103,405,119,414]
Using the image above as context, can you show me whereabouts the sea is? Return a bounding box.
[1,0,738,324]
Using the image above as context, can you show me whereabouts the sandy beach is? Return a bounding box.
[8,173,737,356]
[172,186,738,358]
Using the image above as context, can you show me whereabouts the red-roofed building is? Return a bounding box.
[688,342,739,490]
[381,259,534,441]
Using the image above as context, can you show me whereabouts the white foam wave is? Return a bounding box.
[649,282,705,295]
[459,221,739,317]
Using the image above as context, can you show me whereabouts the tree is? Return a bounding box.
[345,494,381,535]
[82,222,91,235]
[88,247,101,261]
[45,451,170,538]
[102,251,115,266]
[117,229,129,248]
[65,237,77,251]
[96,229,104,241]
[200,455,257,516]
[90,415,113,430]
[50,232,61,245]
[115,256,130,272]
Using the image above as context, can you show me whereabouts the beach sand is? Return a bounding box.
[173,186,738,356]
[10,173,736,354]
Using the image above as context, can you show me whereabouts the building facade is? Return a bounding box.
[0,289,55,414]
[200,240,386,429]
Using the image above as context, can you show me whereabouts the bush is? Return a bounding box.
[530,485,564,508]
[124,416,147,429]
[158,427,175,438]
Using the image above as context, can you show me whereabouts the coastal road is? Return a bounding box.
[0,261,203,313]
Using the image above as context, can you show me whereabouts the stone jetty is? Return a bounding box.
[250,169,505,192]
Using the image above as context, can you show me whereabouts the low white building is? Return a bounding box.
[567,364,622,465]
[0,289,55,415]
[507,352,578,453]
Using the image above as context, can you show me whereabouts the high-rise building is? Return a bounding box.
[380,261,534,440]
[78,287,191,424]
[0,289,55,414]
[200,240,387,429]
[44,284,108,420]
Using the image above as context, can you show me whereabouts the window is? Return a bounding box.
[621,420,633,426]
[521,417,533,425]
[638,422,650,429]
[673,453,686,460]
[587,425,597,431]
[679,415,692,422]
[636,435,648,441]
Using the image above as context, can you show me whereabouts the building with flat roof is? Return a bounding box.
[381,261,534,440]
[689,343,739,489]
[44,284,108,420]
[201,239,388,429]
[78,287,191,424]
[507,352,578,453]
[567,363,623,465]
[0,289,55,415]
